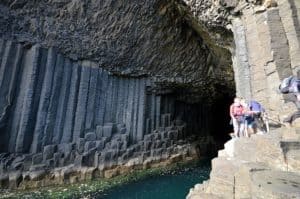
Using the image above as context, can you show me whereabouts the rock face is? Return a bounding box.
[229,0,300,118]
[181,0,300,118]
[0,0,237,189]
[0,0,233,88]
[187,127,300,199]
[187,0,300,198]
[0,39,219,188]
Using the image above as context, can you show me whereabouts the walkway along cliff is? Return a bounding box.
[187,0,300,198]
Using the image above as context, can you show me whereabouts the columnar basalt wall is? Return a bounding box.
[231,0,300,118]
[183,0,300,117]
[0,0,237,191]
[0,39,217,189]
[0,0,235,95]
[0,39,149,153]
[187,0,300,198]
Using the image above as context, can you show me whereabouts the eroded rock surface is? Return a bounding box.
[0,39,221,188]
[187,127,300,199]
[0,0,233,88]
[187,0,300,198]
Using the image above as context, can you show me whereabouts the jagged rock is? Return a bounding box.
[144,141,152,151]
[0,0,233,89]
[95,140,104,151]
[82,149,96,167]
[84,132,96,141]
[161,114,171,127]
[103,124,114,139]
[0,0,244,190]
[29,164,47,172]
[11,156,25,171]
[104,168,119,179]
[84,141,96,152]
[0,174,9,189]
[43,145,57,160]
[8,171,22,189]
[76,138,85,154]
[116,124,126,134]
[110,139,120,150]
[74,155,83,167]
[188,128,300,198]
[32,154,43,165]
[144,134,154,141]
[96,126,103,139]
[29,170,46,181]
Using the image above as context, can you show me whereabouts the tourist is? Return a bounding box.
[279,70,300,125]
[229,97,245,138]
[240,98,253,137]
[249,100,268,134]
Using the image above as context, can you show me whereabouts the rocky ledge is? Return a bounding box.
[187,125,300,199]
[0,128,198,190]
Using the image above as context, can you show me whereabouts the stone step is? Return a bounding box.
[205,157,241,198]
[286,149,300,173]
[187,182,224,199]
[250,170,300,198]
[282,127,300,141]
[234,162,271,199]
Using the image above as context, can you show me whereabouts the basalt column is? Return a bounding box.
[0,40,218,188]
[230,0,300,118]
[0,40,155,153]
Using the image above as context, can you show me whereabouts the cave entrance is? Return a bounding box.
[210,91,235,146]
[157,83,235,157]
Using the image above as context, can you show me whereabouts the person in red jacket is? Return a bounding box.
[230,97,246,137]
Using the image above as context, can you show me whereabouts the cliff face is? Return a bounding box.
[188,127,300,199]
[6,0,298,191]
[0,0,237,189]
[0,39,223,188]
[0,0,233,86]
[187,0,300,198]
[231,0,300,118]
[182,0,300,116]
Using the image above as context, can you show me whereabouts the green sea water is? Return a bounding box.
[95,160,211,199]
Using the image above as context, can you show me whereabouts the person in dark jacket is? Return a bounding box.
[279,70,300,125]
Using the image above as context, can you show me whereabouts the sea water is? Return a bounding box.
[96,160,211,199]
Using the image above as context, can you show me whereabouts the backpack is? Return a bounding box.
[279,76,296,94]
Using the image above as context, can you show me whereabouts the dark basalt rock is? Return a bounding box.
[0,0,236,189]
[0,39,222,188]
[0,0,234,92]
